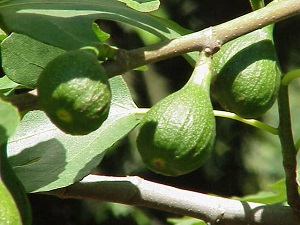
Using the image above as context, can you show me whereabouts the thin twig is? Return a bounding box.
[103,0,300,77]
[277,85,300,213]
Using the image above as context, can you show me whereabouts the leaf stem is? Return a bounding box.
[134,108,278,135]
[213,110,278,135]
[133,108,149,121]
[277,85,300,213]
[281,69,300,86]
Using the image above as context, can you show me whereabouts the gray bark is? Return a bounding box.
[43,175,300,225]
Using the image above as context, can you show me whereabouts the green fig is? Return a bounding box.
[137,52,215,176]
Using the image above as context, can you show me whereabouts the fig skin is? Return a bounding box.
[137,53,215,176]
[212,25,281,119]
[37,49,111,135]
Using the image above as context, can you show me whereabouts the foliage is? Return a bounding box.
[0,0,300,224]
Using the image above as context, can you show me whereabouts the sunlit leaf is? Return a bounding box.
[249,0,265,11]
[92,22,110,42]
[0,99,20,145]
[0,0,189,50]
[0,76,23,96]
[167,216,206,225]
[0,27,7,41]
[1,33,65,88]
[0,179,22,225]
[117,0,160,12]
[233,179,287,204]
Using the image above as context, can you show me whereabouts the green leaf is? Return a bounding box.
[0,27,7,41]
[0,0,199,85]
[0,76,22,96]
[249,0,265,11]
[0,143,32,225]
[233,179,287,204]
[1,33,65,88]
[92,22,110,42]
[0,179,22,225]
[7,76,138,192]
[234,190,286,205]
[1,14,197,91]
[167,217,206,225]
[0,0,191,50]
[117,0,160,12]
[0,99,20,145]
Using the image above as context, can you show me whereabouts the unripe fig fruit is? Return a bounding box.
[137,52,215,176]
[212,25,281,118]
[37,49,111,135]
